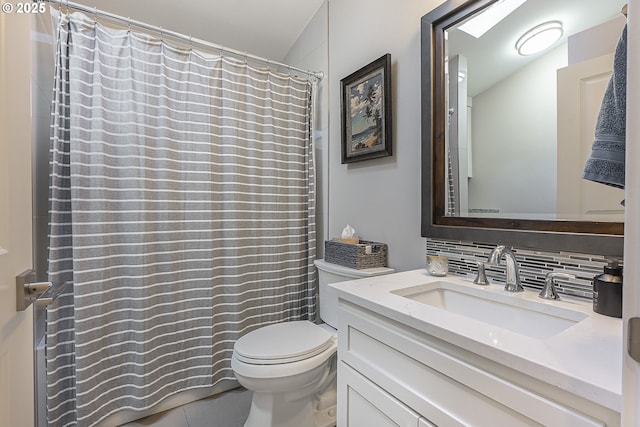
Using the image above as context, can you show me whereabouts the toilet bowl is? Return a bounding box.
[231,321,337,427]
[231,259,395,427]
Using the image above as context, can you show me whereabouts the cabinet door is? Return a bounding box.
[339,362,424,427]
[419,418,437,427]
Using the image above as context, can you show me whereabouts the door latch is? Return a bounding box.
[15,269,51,311]
[629,317,640,363]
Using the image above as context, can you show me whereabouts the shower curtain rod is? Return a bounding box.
[44,0,325,81]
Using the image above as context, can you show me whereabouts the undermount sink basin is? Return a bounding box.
[392,281,589,339]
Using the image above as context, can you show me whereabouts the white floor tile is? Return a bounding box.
[120,406,189,427]
[184,388,252,427]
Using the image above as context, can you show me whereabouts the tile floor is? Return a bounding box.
[121,388,252,427]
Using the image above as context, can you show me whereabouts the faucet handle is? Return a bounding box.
[473,262,490,285]
[539,272,575,300]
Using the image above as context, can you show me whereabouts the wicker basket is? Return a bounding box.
[324,239,388,269]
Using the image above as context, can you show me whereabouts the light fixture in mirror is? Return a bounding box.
[516,21,563,56]
[421,0,625,255]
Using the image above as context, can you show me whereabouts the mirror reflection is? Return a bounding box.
[444,0,626,221]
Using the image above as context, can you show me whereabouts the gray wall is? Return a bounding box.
[284,2,329,258]
[284,0,445,271]
[325,0,446,271]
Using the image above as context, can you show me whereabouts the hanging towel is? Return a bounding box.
[582,25,627,189]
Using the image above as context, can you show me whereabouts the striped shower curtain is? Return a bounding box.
[46,11,316,426]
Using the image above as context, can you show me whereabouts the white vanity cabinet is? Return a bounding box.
[337,300,620,427]
[339,362,435,426]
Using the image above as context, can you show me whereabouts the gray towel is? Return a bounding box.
[582,25,627,189]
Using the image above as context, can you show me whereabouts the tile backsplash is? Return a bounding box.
[426,238,619,299]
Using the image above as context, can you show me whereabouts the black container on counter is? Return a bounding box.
[593,260,623,318]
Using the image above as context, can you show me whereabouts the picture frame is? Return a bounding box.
[340,54,392,164]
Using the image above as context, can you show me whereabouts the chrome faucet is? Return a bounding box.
[473,261,490,285]
[487,245,524,292]
[539,272,575,300]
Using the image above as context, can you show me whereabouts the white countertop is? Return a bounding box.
[329,269,623,412]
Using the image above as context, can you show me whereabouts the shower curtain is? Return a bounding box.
[46,10,316,426]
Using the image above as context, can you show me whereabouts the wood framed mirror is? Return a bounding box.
[421,0,625,255]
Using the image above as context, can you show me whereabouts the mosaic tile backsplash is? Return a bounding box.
[426,238,620,299]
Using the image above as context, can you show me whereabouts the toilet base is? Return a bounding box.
[243,390,336,427]
[314,400,337,427]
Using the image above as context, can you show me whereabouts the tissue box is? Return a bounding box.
[324,239,388,269]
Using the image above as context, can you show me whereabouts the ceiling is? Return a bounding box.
[447,0,626,97]
[68,0,326,62]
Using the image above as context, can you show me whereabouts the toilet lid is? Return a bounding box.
[234,321,334,365]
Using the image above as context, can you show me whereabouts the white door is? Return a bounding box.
[556,53,625,221]
[0,10,35,427]
[624,2,640,425]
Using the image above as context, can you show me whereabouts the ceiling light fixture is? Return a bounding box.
[458,0,527,38]
[515,21,563,56]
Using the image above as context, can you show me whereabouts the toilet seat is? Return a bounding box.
[234,321,334,365]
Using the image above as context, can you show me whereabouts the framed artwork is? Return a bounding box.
[340,53,392,164]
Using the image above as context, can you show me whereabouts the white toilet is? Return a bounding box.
[231,259,395,427]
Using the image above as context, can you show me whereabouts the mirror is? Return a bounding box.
[421,0,625,255]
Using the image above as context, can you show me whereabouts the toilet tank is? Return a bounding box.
[314,259,395,328]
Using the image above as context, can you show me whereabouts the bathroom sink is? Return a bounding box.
[392,281,588,339]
